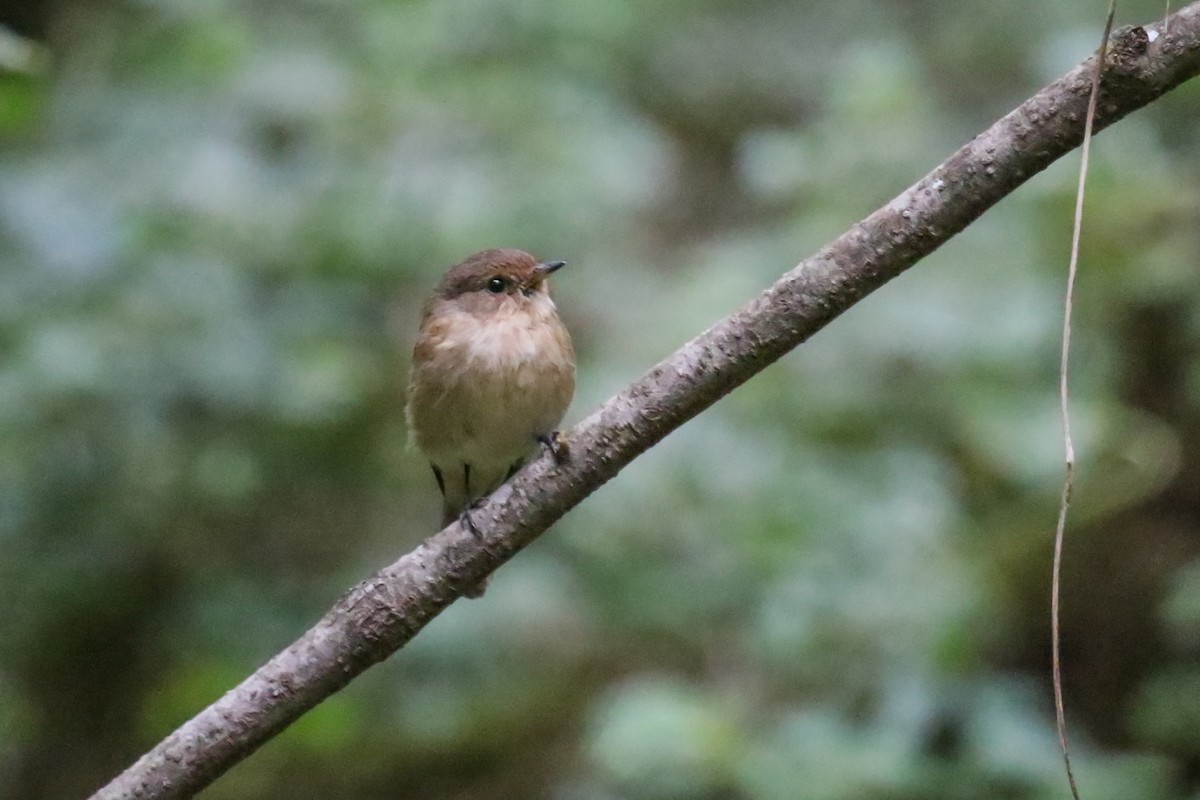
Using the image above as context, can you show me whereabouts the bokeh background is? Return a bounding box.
[2,0,1200,798]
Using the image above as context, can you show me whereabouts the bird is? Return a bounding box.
[405,248,576,554]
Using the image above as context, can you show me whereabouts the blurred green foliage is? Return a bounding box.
[2,1,1200,798]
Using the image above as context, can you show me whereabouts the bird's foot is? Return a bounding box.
[456,501,492,597]
[537,431,570,463]
[457,499,487,539]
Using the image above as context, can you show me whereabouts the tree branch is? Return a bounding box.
[92,6,1200,799]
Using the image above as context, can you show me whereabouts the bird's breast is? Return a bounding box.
[432,299,572,373]
[407,297,575,468]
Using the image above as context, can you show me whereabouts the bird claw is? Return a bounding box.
[456,502,491,597]
[458,500,487,539]
[537,431,569,463]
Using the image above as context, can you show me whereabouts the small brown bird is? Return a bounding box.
[406,248,576,537]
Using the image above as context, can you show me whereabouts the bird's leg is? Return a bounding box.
[455,462,486,538]
[458,461,489,596]
[536,431,569,463]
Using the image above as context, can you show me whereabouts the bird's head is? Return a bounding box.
[435,249,566,310]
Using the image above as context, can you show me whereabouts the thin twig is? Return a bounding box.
[1052,3,1116,799]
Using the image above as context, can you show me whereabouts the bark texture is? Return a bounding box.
[92,7,1200,799]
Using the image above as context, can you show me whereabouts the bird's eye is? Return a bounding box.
[486,277,506,294]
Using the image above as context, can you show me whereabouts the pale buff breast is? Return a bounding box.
[406,293,575,471]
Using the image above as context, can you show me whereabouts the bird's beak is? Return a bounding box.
[536,260,567,276]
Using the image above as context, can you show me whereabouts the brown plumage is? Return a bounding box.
[406,248,576,545]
